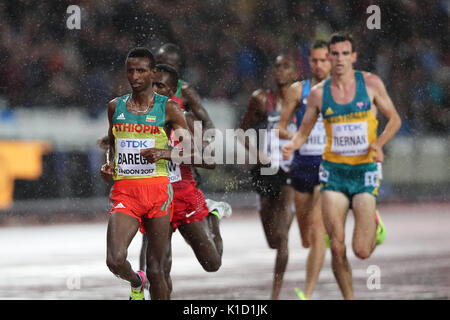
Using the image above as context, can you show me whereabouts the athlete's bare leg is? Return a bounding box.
[351,193,377,259]
[207,214,223,257]
[143,213,172,300]
[321,190,353,299]
[139,234,148,271]
[295,186,326,299]
[178,216,222,272]
[163,226,173,294]
[259,185,294,300]
[106,212,142,288]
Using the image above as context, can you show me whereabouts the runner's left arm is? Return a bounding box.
[366,73,402,162]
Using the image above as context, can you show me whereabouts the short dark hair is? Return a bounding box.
[329,32,355,52]
[310,40,329,51]
[126,47,156,68]
[156,43,183,66]
[157,43,181,58]
[155,64,179,91]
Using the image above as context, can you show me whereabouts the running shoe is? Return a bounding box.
[129,270,146,300]
[294,288,308,300]
[325,234,330,249]
[205,199,232,219]
[375,209,386,245]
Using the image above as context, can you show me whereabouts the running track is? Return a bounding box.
[0,202,449,300]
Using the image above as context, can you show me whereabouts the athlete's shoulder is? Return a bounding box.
[108,96,120,106]
[290,80,305,91]
[309,79,326,97]
[107,97,122,122]
[107,96,121,115]
[361,71,384,88]
[180,80,197,95]
[287,80,304,97]
[251,88,268,100]
[180,80,202,102]
[165,97,183,113]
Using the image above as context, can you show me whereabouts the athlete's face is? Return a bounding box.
[152,71,176,97]
[329,41,357,75]
[309,47,331,81]
[273,56,298,86]
[126,57,153,92]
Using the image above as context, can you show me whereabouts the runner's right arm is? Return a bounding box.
[277,81,302,140]
[238,89,270,166]
[100,98,118,182]
[282,87,322,160]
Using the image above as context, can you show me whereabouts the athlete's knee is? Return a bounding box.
[330,239,346,259]
[201,256,222,272]
[268,232,288,250]
[146,261,165,280]
[300,229,311,248]
[352,244,372,260]
[106,250,127,274]
[301,239,310,249]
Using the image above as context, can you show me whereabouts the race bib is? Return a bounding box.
[264,117,295,172]
[167,161,182,183]
[116,138,157,176]
[364,171,378,187]
[318,164,329,183]
[299,114,326,156]
[331,121,369,156]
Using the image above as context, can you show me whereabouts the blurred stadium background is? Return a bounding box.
[0,0,448,216]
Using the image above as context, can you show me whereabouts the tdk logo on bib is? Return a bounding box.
[335,123,363,132]
[120,140,150,148]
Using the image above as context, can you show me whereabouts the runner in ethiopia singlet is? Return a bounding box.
[167,79,210,230]
[109,92,173,234]
[290,80,327,193]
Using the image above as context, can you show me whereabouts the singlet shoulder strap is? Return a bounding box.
[174,79,183,97]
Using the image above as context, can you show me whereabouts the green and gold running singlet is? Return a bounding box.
[112,93,169,180]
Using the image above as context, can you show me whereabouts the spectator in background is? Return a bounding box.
[0,0,447,133]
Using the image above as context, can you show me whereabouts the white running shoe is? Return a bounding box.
[205,199,232,219]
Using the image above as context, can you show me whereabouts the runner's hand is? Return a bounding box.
[100,162,114,182]
[140,148,165,163]
[282,142,294,161]
[257,152,271,167]
[370,142,384,162]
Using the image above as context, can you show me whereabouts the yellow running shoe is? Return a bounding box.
[325,234,330,249]
[130,271,146,300]
[375,210,386,245]
[294,288,308,300]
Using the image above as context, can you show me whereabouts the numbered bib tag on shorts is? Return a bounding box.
[116,138,157,176]
[264,114,295,172]
[167,161,182,183]
[319,164,329,183]
[331,121,369,156]
[364,171,378,187]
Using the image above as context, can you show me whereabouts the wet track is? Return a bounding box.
[0,202,449,300]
